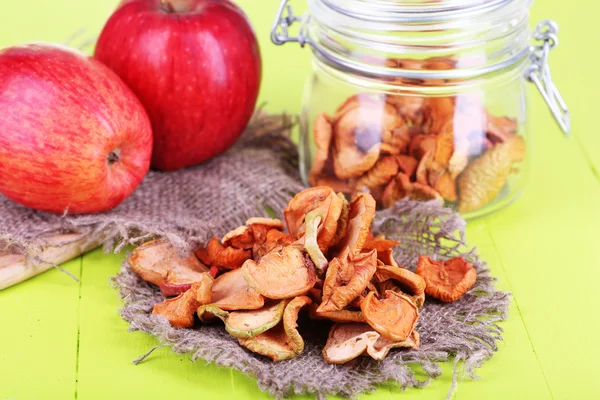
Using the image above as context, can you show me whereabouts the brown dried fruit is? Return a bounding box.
[458,143,512,213]
[242,245,317,299]
[382,172,412,209]
[318,249,378,313]
[211,268,265,311]
[487,115,517,143]
[415,150,434,186]
[362,238,400,253]
[423,97,455,134]
[356,156,399,192]
[308,304,366,323]
[377,247,399,269]
[224,300,288,339]
[322,323,420,364]
[284,186,344,250]
[431,171,458,202]
[361,290,419,341]
[416,256,477,302]
[434,123,455,168]
[329,193,349,248]
[309,113,334,181]
[247,218,285,245]
[506,135,526,163]
[207,237,252,270]
[387,95,426,125]
[395,155,419,178]
[374,264,426,307]
[410,135,437,161]
[222,226,254,250]
[333,193,376,256]
[129,239,210,296]
[410,183,443,202]
[238,296,312,361]
[265,229,295,246]
[152,275,213,328]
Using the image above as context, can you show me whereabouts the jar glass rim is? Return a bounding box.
[318,0,519,23]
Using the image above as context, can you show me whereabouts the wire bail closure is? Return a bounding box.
[270,0,310,47]
[526,20,571,136]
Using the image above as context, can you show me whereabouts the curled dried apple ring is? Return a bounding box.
[318,249,377,313]
[207,237,252,270]
[356,156,399,193]
[210,268,264,311]
[242,245,316,299]
[308,304,366,323]
[238,296,312,361]
[129,239,209,296]
[333,193,376,257]
[222,225,254,250]
[322,323,420,364]
[284,186,344,251]
[430,171,458,202]
[416,256,477,302]
[374,264,426,308]
[152,274,213,328]
[395,155,418,178]
[361,290,419,342]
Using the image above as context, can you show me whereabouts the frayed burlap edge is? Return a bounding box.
[114,199,510,400]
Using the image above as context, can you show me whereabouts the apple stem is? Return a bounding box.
[161,0,176,13]
[107,150,120,165]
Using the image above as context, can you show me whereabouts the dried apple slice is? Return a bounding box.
[396,155,419,178]
[322,323,420,364]
[284,186,344,251]
[362,238,400,253]
[333,193,376,257]
[361,290,419,341]
[416,256,477,302]
[356,156,399,192]
[367,330,420,360]
[207,237,252,270]
[457,143,512,213]
[308,304,366,323]
[222,226,254,250]
[323,323,380,364]
[224,300,288,339]
[247,218,285,244]
[318,250,377,313]
[211,268,264,311]
[431,171,458,202]
[129,239,210,296]
[242,245,316,299]
[374,264,426,307]
[238,296,312,361]
[152,275,213,328]
[309,112,334,182]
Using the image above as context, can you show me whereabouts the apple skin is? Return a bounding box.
[0,43,153,214]
[94,0,262,171]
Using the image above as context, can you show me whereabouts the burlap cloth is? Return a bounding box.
[0,114,510,399]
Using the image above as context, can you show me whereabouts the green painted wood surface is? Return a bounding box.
[1,1,599,399]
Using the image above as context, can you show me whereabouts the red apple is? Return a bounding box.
[95,0,262,171]
[0,43,153,214]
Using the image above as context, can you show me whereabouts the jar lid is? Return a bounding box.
[320,0,515,23]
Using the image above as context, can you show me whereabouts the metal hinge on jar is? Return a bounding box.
[526,20,571,135]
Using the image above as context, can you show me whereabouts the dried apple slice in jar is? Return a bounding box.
[457,143,512,213]
[309,112,334,184]
[318,249,377,313]
[210,268,264,311]
[361,290,419,342]
[355,156,399,193]
[129,239,210,296]
[238,296,312,361]
[242,244,317,300]
[152,275,213,328]
[416,256,477,302]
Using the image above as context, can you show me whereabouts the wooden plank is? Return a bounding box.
[0,257,82,399]
[484,85,600,399]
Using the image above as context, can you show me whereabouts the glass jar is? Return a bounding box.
[271,0,570,219]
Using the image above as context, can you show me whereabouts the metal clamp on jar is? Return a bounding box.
[271,0,570,218]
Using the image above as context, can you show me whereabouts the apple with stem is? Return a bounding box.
[0,43,153,214]
[95,0,262,171]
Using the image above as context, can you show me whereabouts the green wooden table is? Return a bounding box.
[1,1,599,399]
